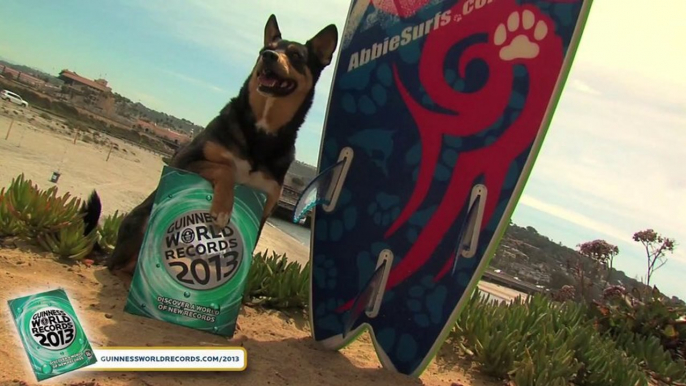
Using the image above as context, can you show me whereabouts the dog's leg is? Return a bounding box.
[108,160,234,273]
[107,190,156,274]
[255,183,282,244]
[185,160,236,229]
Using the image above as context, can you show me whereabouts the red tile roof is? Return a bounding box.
[17,73,45,86]
[59,70,111,93]
[135,119,190,144]
[1,67,20,77]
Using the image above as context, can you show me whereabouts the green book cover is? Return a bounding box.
[8,288,97,382]
[124,166,267,337]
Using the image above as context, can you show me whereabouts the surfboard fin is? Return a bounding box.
[342,249,393,339]
[292,147,354,223]
[452,184,487,275]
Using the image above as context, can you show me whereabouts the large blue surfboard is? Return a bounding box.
[295,0,593,376]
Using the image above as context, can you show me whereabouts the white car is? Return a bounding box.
[0,89,29,107]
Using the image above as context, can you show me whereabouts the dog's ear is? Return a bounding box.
[264,14,282,46]
[307,24,338,66]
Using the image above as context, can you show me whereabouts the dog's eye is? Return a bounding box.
[289,51,303,61]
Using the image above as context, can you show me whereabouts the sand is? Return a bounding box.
[0,103,513,386]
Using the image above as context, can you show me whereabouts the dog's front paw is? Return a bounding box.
[211,211,231,229]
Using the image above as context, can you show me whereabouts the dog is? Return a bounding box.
[83,14,338,274]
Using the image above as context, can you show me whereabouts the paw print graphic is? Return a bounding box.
[443,53,490,95]
[367,192,401,227]
[341,63,394,116]
[339,57,377,92]
[475,114,507,147]
[444,134,463,151]
[405,275,448,328]
[444,69,467,93]
[373,327,420,365]
[314,297,345,334]
[313,255,337,291]
[405,143,456,183]
[348,128,395,176]
[494,9,549,61]
[404,205,437,243]
[314,188,358,242]
[375,327,398,353]
[473,65,528,147]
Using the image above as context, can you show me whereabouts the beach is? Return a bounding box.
[0,103,522,386]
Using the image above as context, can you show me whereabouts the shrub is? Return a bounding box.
[243,250,309,310]
[616,333,686,384]
[1,175,685,384]
[36,221,98,261]
[97,210,125,253]
[451,292,649,385]
[0,82,52,110]
[0,174,97,260]
[551,284,577,302]
[0,187,22,237]
[591,286,686,383]
[1,174,83,238]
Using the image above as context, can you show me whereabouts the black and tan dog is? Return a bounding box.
[87,15,338,274]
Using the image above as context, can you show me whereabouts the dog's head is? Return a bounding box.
[253,14,338,98]
[247,15,338,133]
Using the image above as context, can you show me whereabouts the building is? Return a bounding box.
[58,69,115,115]
[133,118,191,146]
[0,65,20,80]
[0,65,48,88]
[59,69,111,93]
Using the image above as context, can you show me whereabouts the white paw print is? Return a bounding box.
[493,10,549,61]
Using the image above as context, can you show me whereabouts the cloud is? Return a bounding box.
[161,69,227,94]
[121,0,343,152]
[125,0,350,65]
[574,0,686,89]
[133,0,344,97]
[569,79,601,96]
[518,195,628,242]
[516,63,686,283]
[536,76,685,230]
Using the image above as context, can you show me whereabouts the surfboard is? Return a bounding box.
[294,0,593,377]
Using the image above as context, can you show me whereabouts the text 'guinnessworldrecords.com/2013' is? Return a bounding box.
[85,348,247,371]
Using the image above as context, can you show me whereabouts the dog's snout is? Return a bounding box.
[261,50,278,63]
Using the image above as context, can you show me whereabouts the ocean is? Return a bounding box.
[267,217,312,246]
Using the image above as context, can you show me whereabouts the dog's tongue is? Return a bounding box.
[260,79,277,87]
[259,74,278,87]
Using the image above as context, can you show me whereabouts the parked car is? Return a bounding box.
[0,89,29,107]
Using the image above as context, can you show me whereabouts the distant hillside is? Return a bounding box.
[112,95,204,136]
[0,59,63,86]
[492,223,684,304]
[0,60,204,136]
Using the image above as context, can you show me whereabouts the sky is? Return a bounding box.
[0,0,684,298]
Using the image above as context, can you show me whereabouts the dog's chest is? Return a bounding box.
[233,157,280,197]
